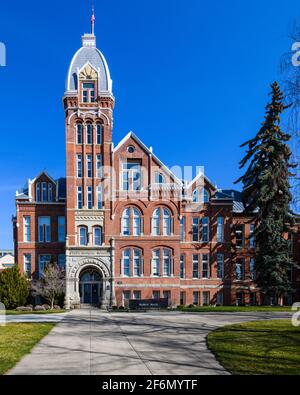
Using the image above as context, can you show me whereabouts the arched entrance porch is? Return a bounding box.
[79,268,102,306]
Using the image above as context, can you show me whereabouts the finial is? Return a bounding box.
[91,2,95,35]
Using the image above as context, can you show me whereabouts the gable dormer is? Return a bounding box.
[31,172,57,203]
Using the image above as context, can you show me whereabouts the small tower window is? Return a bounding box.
[82,82,95,103]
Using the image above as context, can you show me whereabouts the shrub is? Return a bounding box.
[0,266,29,309]
[16,306,33,311]
[188,304,195,308]
[33,305,46,311]
[118,306,125,310]
[112,305,118,310]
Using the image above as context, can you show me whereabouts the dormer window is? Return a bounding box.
[82,82,95,103]
[155,172,166,184]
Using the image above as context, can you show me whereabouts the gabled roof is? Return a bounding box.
[16,173,66,202]
[30,171,57,185]
[113,131,183,186]
[186,170,217,191]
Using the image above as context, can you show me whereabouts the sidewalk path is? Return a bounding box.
[7,309,292,375]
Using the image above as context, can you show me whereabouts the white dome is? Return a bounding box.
[65,34,113,95]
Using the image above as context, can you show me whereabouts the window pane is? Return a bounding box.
[192,218,199,242]
[180,254,185,279]
[77,187,83,209]
[77,124,83,144]
[96,124,102,145]
[202,254,209,278]
[152,250,160,276]
[58,216,65,242]
[163,249,171,276]
[202,217,209,242]
[97,185,103,209]
[94,227,102,246]
[96,155,102,179]
[77,154,82,178]
[87,186,93,209]
[42,182,47,201]
[133,249,142,277]
[217,254,224,279]
[48,184,53,202]
[192,255,199,278]
[24,254,31,278]
[217,217,224,243]
[24,216,31,242]
[152,209,160,236]
[163,209,171,236]
[180,217,185,241]
[79,228,87,246]
[123,249,130,276]
[133,209,141,236]
[122,208,130,235]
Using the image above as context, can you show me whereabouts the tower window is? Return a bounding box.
[77,124,83,144]
[96,124,103,145]
[86,124,93,144]
[77,186,83,209]
[87,186,93,209]
[82,82,95,103]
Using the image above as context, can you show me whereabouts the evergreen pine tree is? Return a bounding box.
[0,265,29,309]
[235,81,298,304]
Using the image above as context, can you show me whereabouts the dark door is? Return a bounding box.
[91,284,99,304]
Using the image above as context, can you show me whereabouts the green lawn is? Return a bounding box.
[5,310,66,315]
[207,320,300,375]
[0,323,55,375]
[174,306,293,313]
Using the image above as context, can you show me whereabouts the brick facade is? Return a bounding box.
[13,30,300,308]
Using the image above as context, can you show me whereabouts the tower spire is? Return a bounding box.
[91,2,95,35]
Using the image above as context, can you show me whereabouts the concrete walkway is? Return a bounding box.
[5,313,67,323]
[8,309,292,375]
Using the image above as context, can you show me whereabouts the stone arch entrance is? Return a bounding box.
[79,268,102,306]
[65,256,113,310]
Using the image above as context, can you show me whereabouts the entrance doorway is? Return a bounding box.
[79,269,102,306]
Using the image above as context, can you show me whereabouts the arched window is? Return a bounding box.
[86,123,93,144]
[94,227,102,246]
[79,227,87,246]
[152,209,160,236]
[163,208,172,236]
[121,207,142,236]
[122,249,131,277]
[96,124,103,145]
[133,249,142,277]
[192,188,199,203]
[48,183,53,202]
[77,124,83,144]
[121,208,130,236]
[151,249,160,276]
[36,183,41,202]
[133,209,141,236]
[163,249,171,276]
[152,207,172,236]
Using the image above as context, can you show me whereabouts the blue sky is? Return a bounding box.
[0,0,299,249]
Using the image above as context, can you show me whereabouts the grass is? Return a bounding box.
[4,309,66,315]
[174,305,293,313]
[0,323,55,375]
[207,320,300,375]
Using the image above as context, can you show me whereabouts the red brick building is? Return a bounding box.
[13,27,300,309]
